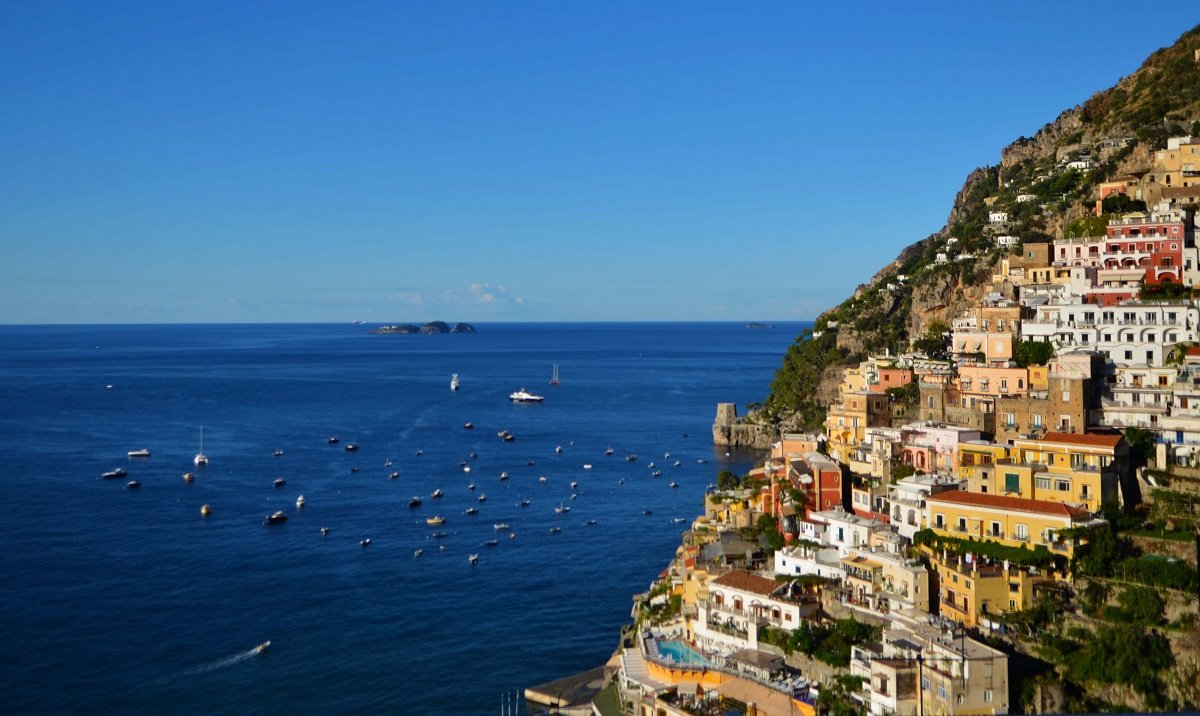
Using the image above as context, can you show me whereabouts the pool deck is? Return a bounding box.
[524,665,608,712]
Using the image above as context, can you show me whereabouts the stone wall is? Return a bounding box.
[712,403,774,449]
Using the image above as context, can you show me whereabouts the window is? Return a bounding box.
[1033,414,1044,428]
[957,517,967,532]
[1003,412,1016,428]
[1061,390,1071,402]
[1015,524,1029,541]
[1125,351,1133,360]
[922,677,931,692]
[1055,479,1070,491]
[984,690,993,703]
[1035,476,1051,490]
[1005,473,1020,493]
[1009,582,1020,593]
[938,686,947,700]
[990,521,1002,537]
[935,513,945,529]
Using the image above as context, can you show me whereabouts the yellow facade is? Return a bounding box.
[958,442,1008,481]
[927,551,1051,627]
[926,494,1081,559]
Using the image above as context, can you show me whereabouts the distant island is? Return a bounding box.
[745,322,774,329]
[368,321,476,335]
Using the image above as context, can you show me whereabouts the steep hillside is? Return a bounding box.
[758,24,1200,433]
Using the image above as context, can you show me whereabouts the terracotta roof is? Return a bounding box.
[1162,186,1200,199]
[927,490,1089,518]
[1039,431,1122,448]
[713,570,781,597]
[1186,346,1200,357]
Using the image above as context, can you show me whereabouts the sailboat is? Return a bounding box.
[548,364,560,386]
[450,373,459,391]
[194,426,208,466]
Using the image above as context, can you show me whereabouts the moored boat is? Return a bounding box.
[127,448,151,458]
[102,468,127,479]
[201,504,212,517]
[508,388,545,403]
[265,510,287,525]
[426,515,445,526]
[125,480,141,489]
[409,496,423,507]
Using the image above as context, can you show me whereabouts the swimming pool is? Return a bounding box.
[656,640,715,666]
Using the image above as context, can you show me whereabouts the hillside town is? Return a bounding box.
[592,137,1200,716]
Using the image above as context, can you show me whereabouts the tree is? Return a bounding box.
[716,470,741,491]
[1102,193,1147,215]
[1013,340,1054,367]
[1123,427,1156,468]
[1117,586,1165,625]
[912,321,950,357]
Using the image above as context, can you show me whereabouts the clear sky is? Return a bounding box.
[2,2,1197,324]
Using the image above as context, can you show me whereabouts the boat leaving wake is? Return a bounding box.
[180,641,270,676]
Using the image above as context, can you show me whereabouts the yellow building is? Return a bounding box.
[924,491,1096,559]
[927,551,1056,627]
[957,441,1008,481]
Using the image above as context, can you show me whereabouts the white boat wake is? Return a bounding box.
[180,643,268,676]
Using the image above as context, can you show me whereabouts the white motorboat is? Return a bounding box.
[127,448,151,458]
[450,373,460,391]
[296,495,305,508]
[508,388,545,403]
[252,640,271,655]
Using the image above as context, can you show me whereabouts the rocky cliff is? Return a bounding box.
[718,24,1200,439]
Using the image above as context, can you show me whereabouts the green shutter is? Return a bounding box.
[1005,473,1021,494]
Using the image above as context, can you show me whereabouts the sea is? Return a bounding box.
[0,322,808,715]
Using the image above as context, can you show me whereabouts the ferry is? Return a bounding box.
[508,388,545,403]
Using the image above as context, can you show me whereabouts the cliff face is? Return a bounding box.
[740,24,1200,436]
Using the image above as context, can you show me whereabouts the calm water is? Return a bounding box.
[0,322,806,715]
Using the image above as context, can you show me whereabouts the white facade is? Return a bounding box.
[995,235,1019,248]
[1020,300,1199,367]
[988,211,1008,224]
[886,474,965,540]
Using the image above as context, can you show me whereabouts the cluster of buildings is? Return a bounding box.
[615,138,1200,716]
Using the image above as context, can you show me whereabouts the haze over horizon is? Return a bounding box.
[4,2,1198,325]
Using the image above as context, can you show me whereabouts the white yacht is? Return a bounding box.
[450,373,459,391]
[508,388,545,403]
[194,426,208,466]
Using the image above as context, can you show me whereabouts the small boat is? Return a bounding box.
[468,483,476,491]
[555,503,570,513]
[252,641,271,655]
[102,468,127,479]
[431,489,443,499]
[618,478,624,484]
[414,548,423,558]
[296,495,305,508]
[499,472,509,480]
[494,523,511,530]
[669,482,679,488]
[555,445,563,453]
[648,462,656,468]
[463,466,471,473]
[483,539,499,547]
[274,449,284,457]
[390,471,400,479]
[182,472,194,482]
[451,373,460,391]
[273,478,286,488]
[463,422,474,430]
[384,459,393,467]
[468,554,479,565]
[538,476,547,483]
[125,480,141,490]
[464,507,478,515]
[328,436,340,444]
[128,448,151,458]
[320,527,329,535]
[652,471,663,477]
[415,449,423,456]
[360,538,371,548]
[194,426,208,466]
[469,452,478,459]
[520,499,531,507]
[345,443,359,452]
[582,464,592,470]
[643,509,653,516]
[477,494,486,502]
[697,458,707,464]
[431,531,448,539]
[586,519,597,526]
[349,467,359,473]
[549,363,560,386]
[605,448,614,456]
[673,460,681,467]
[570,493,577,500]
[426,516,446,526]
[497,430,508,438]
[626,454,638,462]
[674,517,687,523]
[570,481,578,489]
[548,527,561,534]
[526,460,535,466]
[509,388,545,403]
[664,452,670,458]
[201,504,212,516]
[265,511,287,525]
[503,433,515,442]
[409,497,423,507]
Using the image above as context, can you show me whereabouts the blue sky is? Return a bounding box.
[2,2,1197,323]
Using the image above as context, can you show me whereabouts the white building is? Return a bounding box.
[886,474,965,540]
[1020,300,1199,367]
[988,211,1009,224]
[694,570,818,653]
[995,235,1020,248]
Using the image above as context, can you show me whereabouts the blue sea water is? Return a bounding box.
[0,322,807,715]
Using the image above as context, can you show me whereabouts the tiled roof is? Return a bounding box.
[927,490,1089,518]
[713,570,781,597]
[1039,431,1122,448]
